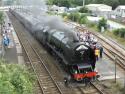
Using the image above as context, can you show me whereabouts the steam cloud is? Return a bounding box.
[15,0,79,41]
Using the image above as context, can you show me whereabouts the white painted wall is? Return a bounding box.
[86,4,112,18]
[113,6,125,17]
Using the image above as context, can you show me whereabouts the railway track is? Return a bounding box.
[75,81,106,94]
[90,82,104,94]
[8,12,64,94]
[66,21,125,70]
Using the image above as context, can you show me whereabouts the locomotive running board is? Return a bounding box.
[46,43,69,65]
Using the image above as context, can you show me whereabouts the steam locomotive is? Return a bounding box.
[9,9,98,82]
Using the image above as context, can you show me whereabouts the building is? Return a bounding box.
[58,7,68,13]
[50,5,68,13]
[86,4,112,18]
[113,5,125,18]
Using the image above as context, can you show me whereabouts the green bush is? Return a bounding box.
[67,13,80,22]
[67,13,72,20]
[87,21,96,27]
[61,13,67,17]
[113,28,125,38]
[0,60,36,94]
[79,7,89,13]
[98,18,107,31]
[0,12,4,25]
[113,29,120,36]
[119,28,125,38]
[79,15,87,24]
[67,13,88,24]
[79,18,86,24]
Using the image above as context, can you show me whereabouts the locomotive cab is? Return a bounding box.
[70,64,98,81]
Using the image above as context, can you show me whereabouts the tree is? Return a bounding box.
[103,0,120,9]
[47,0,53,5]
[68,13,80,22]
[59,0,70,8]
[113,28,125,38]
[5,0,13,5]
[79,7,89,13]
[78,14,88,24]
[0,12,4,34]
[98,18,107,31]
[119,0,125,5]
[70,0,83,7]
[3,0,21,5]
[95,0,104,4]
[47,0,124,10]
[47,0,70,8]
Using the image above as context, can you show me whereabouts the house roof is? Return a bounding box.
[98,8,112,11]
[118,5,125,9]
[86,4,111,8]
[86,4,112,11]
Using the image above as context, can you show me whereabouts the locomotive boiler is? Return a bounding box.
[10,9,98,82]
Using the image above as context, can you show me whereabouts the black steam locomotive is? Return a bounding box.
[10,9,98,82]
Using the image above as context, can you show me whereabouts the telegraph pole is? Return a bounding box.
[83,0,85,7]
[114,55,117,83]
[109,50,117,83]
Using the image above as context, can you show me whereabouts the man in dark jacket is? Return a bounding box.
[100,47,103,58]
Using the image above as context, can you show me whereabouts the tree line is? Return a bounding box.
[3,0,125,9]
[47,0,125,9]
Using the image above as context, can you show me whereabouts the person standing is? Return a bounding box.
[95,48,100,61]
[100,46,103,58]
[91,47,96,70]
[3,35,10,47]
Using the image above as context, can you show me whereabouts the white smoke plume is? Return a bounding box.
[19,0,47,14]
[15,0,79,41]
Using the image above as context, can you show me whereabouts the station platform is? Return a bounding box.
[96,54,120,81]
[0,12,24,64]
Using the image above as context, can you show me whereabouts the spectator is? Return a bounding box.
[95,48,100,61]
[100,46,103,58]
[3,35,10,47]
[8,22,11,27]
[91,48,96,70]
[5,30,7,34]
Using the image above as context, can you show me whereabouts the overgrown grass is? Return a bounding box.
[102,31,125,47]
[109,19,125,26]
[0,59,36,94]
[110,81,125,94]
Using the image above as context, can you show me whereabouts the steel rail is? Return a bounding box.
[17,34,45,94]
[77,82,105,94]
[90,82,105,94]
